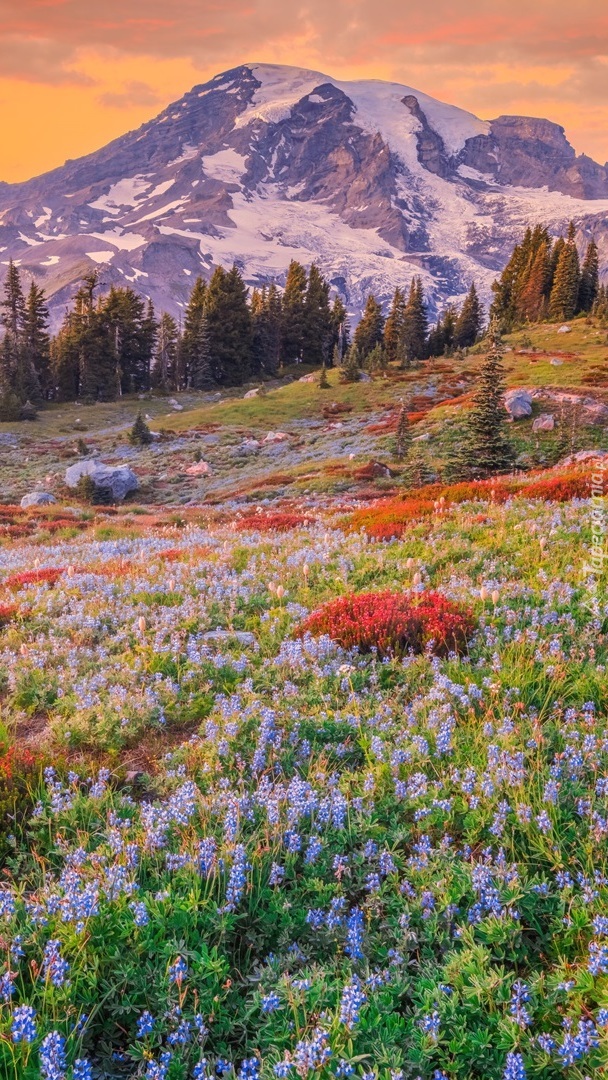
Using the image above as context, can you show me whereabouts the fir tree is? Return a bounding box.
[452,320,516,479]
[393,403,412,461]
[519,241,550,322]
[151,313,179,390]
[384,287,406,364]
[1,261,26,338]
[549,222,580,321]
[401,277,428,364]
[23,282,51,399]
[303,264,332,366]
[329,296,349,363]
[179,277,207,389]
[453,283,483,348]
[129,412,153,446]
[578,239,599,313]
[74,273,117,402]
[340,344,362,383]
[188,310,213,390]
[354,294,384,360]
[319,360,330,389]
[281,260,307,364]
[205,265,252,385]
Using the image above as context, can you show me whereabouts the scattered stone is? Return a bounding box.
[298,373,317,383]
[263,431,290,443]
[65,460,138,502]
[557,325,571,333]
[184,461,211,476]
[244,388,260,398]
[504,388,533,419]
[550,358,563,366]
[239,438,261,454]
[412,432,431,442]
[532,413,555,432]
[560,449,608,466]
[20,492,57,508]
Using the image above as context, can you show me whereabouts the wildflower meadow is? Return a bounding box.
[0,481,607,1080]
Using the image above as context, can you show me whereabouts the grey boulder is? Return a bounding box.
[65,460,138,501]
[532,413,555,432]
[504,389,533,419]
[20,491,57,508]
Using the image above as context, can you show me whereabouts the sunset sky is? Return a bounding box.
[1,0,608,184]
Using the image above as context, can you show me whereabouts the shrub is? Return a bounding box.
[76,474,114,505]
[5,567,65,590]
[296,590,474,657]
[0,602,19,626]
[236,512,317,532]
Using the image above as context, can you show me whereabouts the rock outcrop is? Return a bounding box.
[65,460,138,501]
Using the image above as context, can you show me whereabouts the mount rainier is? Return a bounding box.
[1,62,607,324]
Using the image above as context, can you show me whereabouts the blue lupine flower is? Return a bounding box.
[503,1051,526,1080]
[40,1030,67,1080]
[12,1004,37,1043]
[137,1010,155,1037]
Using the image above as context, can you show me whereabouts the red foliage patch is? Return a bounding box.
[0,602,19,626]
[236,512,317,533]
[297,590,474,658]
[5,567,65,590]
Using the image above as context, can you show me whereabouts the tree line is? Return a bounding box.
[490,222,601,328]
[0,219,605,417]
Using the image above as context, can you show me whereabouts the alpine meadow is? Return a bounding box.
[2,19,608,1080]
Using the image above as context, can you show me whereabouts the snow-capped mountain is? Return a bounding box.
[1,62,608,325]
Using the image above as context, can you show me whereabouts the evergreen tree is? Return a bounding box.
[549,225,580,321]
[74,273,117,402]
[51,313,81,402]
[393,403,412,461]
[1,260,26,337]
[302,264,332,366]
[178,277,207,389]
[103,286,151,395]
[578,239,599,313]
[453,283,483,348]
[365,343,387,375]
[452,320,516,479]
[151,313,179,390]
[329,296,349,363]
[188,310,213,390]
[340,344,362,383]
[428,306,457,358]
[593,284,608,322]
[354,294,384,360]
[129,412,153,446]
[205,265,252,385]
[319,360,330,389]
[23,282,51,399]
[519,240,550,322]
[251,285,282,377]
[281,260,307,364]
[401,277,428,363]
[384,287,406,364]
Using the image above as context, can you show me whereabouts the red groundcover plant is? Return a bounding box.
[296,590,475,658]
[5,567,65,590]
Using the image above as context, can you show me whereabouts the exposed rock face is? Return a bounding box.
[1,63,608,326]
[458,116,608,199]
[64,460,138,501]
[505,389,533,419]
[20,492,57,508]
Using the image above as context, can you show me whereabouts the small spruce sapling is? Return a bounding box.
[129,412,152,447]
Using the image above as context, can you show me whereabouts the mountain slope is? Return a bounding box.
[1,62,607,325]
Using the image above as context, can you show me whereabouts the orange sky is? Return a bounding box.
[1,0,608,183]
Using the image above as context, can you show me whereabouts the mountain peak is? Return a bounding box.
[1,65,606,327]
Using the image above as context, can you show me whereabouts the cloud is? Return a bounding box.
[99,79,163,108]
[0,0,607,168]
